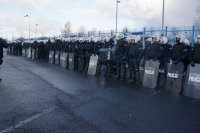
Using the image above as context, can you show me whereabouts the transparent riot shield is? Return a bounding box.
[31,49,35,60]
[68,53,75,70]
[165,62,184,94]
[184,64,200,99]
[48,51,54,64]
[22,49,26,56]
[27,48,31,59]
[88,55,99,76]
[139,58,145,82]
[60,52,68,68]
[142,60,160,89]
[55,51,60,65]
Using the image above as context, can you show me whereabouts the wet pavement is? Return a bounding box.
[0,55,200,133]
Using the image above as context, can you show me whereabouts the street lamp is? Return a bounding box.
[116,0,120,35]
[24,15,30,41]
[35,24,38,40]
[162,0,165,34]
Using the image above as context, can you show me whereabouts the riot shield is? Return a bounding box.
[31,49,35,60]
[60,52,68,68]
[165,62,184,94]
[157,68,167,87]
[88,55,98,76]
[35,47,38,60]
[25,49,29,57]
[55,51,60,65]
[22,49,25,56]
[184,64,200,99]
[7,47,10,55]
[68,53,75,70]
[27,48,31,59]
[48,51,54,64]
[139,58,145,82]
[142,60,160,89]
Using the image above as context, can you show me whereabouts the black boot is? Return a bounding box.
[129,71,134,83]
[106,64,111,77]
[135,71,140,85]
[114,67,120,79]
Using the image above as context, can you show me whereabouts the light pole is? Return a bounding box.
[162,0,165,34]
[35,24,38,40]
[24,15,30,41]
[116,0,120,35]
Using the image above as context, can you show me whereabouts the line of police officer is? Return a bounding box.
[7,34,200,94]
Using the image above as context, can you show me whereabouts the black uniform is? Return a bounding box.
[171,42,188,64]
[171,41,189,94]
[114,39,127,79]
[145,42,162,61]
[0,38,7,65]
[125,42,143,83]
[159,43,172,69]
[191,43,200,65]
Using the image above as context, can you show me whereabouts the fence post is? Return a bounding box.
[192,25,195,46]
[143,28,146,48]
[99,31,100,37]
[165,26,168,36]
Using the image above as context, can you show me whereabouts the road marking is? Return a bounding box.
[0,106,56,133]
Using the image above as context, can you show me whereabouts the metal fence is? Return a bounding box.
[63,25,200,46]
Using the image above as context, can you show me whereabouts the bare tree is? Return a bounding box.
[62,21,72,36]
[78,26,86,37]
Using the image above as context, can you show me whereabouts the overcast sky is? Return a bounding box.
[0,0,199,40]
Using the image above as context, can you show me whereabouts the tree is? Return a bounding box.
[62,21,72,36]
[78,26,86,37]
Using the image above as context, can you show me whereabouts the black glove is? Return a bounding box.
[191,62,195,67]
[122,56,126,60]
[174,59,180,65]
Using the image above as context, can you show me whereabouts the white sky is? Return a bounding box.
[0,0,199,40]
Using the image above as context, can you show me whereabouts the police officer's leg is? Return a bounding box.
[179,63,188,94]
[114,56,121,79]
[121,60,127,80]
[106,61,112,77]
[134,59,140,84]
[128,59,134,83]
[84,56,89,72]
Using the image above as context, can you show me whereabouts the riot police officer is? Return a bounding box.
[159,37,172,70]
[145,34,162,61]
[114,34,127,79]
[104,36,115,77]
[84,38,94,72]
[171,34,189,94]
[171,34,188,64]
[191,35,200,66]
[125,36,143,84]
[158,37,172,87]
[0,38,8,81]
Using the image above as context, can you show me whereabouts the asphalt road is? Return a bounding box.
[0,55,200,133]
